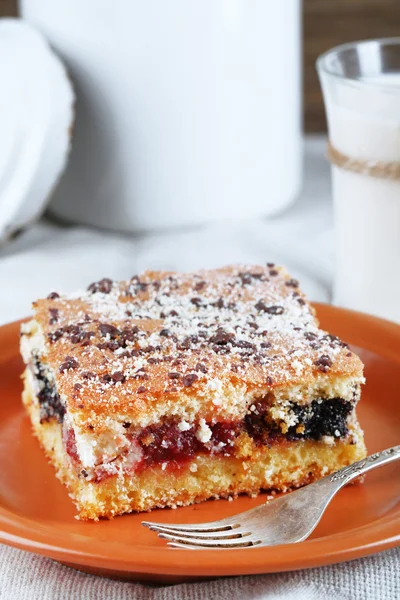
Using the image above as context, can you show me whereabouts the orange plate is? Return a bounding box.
[0,304,399,583]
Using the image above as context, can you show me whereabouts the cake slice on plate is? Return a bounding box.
[20,265,367,519]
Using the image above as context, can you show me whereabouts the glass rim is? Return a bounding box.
[316,37,400,93]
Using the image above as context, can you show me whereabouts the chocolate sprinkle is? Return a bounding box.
[97,341,119,352]
[59,357,79,373]
[254,301,284,315]
[190,297,203,306]
[209,329,235,345]
[159,328,172,337]
[168,372,181,379]
[81,371,96,380]
[111,371,126,383]
[100,373,113,383]
[88,278,113,294]
[315,355,333,372]
[183,373,198,387]
[98,323,121,339]
[304,331,318,341]
[194,280,206,291]
[260,342,272,349]
[285,279,299,288]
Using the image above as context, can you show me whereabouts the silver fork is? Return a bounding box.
[142,445,400,549]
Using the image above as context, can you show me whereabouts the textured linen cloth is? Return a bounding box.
[0,137,398,599]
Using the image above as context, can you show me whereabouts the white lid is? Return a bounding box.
[0,18,74,242]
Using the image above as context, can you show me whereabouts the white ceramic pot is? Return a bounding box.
[21,0,302,232]
[0,19,73,243]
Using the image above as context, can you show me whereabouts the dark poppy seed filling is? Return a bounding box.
[34,360,65,424]
[286,399,352,440]
[245,398,353,443]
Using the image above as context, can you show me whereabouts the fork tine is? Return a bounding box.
[142,520,237,533]
[167,542,200,550]
[148,525,250,540]
[158,533,261,549]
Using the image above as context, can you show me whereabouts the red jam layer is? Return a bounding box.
[63,397,353,483]
[137,421,237,465]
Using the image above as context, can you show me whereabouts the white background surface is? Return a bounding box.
[0,136,398,599]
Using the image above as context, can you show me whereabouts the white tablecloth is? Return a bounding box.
[0,137,334,326]
[0,136,398,599]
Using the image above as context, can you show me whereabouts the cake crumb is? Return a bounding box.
[178,420,191,432]
[196,419,212,443]
[322,435,335,446]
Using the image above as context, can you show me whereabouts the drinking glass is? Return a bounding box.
[318,39,400,322]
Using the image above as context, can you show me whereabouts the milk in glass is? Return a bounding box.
[319,43,400,323]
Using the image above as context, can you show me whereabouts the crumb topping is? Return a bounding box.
[28,265,363,422]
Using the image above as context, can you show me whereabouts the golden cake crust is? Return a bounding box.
[29,265,364,432]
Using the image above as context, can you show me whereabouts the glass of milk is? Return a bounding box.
[317,38,400,323]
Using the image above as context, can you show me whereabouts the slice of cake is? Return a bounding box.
[20,265,367,520]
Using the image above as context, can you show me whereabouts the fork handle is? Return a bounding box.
[329,444,400,486]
